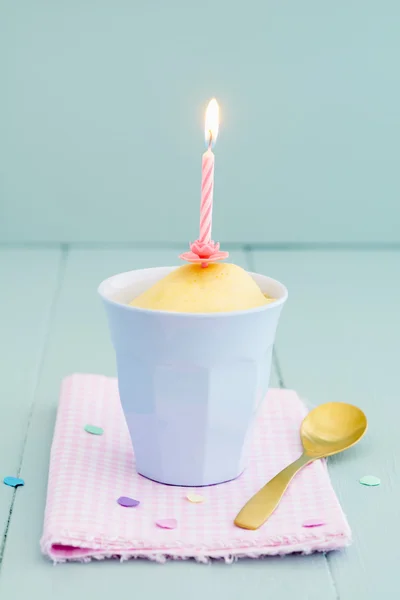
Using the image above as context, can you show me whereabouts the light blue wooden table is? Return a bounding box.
[1,0,399,596]
[0,244,397,599]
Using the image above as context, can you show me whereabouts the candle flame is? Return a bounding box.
[204,98,219,147]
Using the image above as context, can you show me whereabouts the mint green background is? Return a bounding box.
[1,1,399,244]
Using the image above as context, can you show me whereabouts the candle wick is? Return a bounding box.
[208,130,213,150]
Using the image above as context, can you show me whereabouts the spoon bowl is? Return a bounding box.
[234,401,367,530]
[300,402,367,458]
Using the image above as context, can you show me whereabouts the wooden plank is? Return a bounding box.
[1,2,399,245]
[0,249,61,551]
[252,250,400,599]
[0,249,335,599]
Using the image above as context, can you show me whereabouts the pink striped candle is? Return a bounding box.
[200,99,219,243]
[179,98,229,267]
[199,148,215,243]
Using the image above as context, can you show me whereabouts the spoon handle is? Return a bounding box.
[234,453,312,530]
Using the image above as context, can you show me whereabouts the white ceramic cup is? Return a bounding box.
[99,266,287,486]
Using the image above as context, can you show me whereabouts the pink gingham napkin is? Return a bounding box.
[40,374,351,563]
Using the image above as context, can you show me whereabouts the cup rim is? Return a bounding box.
[98,265,288,319]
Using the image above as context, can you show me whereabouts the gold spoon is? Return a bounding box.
[234,402,367,531]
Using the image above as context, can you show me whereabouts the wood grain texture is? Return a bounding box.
[0,249,335,600]
[0,250,61,551]
[252,250,400,600]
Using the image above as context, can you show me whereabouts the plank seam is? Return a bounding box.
[1,242,400,252]
[0,245,69,567]
[243,245,255,272]
[272,348,286,389]
[326,556,341,600]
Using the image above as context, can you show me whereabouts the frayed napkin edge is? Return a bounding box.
[41,530,352,564]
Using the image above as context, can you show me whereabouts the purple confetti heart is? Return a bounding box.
[117,496,140,508]
[156,518,177,530]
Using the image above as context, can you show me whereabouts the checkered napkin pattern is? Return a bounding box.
[40,374,351,563]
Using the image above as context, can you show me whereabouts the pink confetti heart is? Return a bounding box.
[156,518,177,530]
[302,519,325,528]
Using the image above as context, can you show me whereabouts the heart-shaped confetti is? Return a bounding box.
[186,493,204,503]
[156,518,177,530]
[117,496,140,508]
[359,475,381,487]
[3,476,24,488]
[302,519,325,528]
[84,424,104,436]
